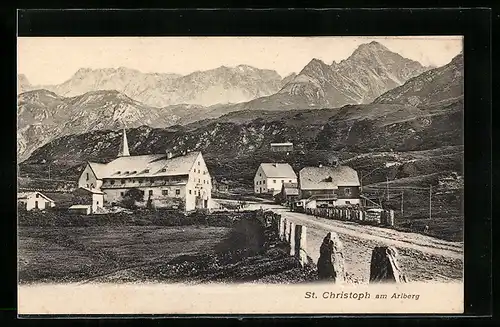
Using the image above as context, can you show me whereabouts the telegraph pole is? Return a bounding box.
[401,191,404,217]
[386,176,389,201]
[429,184,432,220]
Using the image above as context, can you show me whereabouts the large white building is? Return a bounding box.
[78,129,212,211]
[254,163,298,195]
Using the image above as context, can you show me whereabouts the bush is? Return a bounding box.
[120,188,144,209]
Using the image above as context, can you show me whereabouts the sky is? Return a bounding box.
[18,36,463,86]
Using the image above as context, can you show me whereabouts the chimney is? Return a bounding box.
[166,151,173,159]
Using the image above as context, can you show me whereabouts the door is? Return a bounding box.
[204,200,208,208]
[34,201,39,209]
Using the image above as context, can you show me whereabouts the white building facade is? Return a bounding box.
[77,129,212,212]
[254,163,298,195]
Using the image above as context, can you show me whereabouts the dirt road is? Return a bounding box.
[248,203,463,283]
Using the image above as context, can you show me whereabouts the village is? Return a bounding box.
[18,128,392,225]
[18,127,426,286]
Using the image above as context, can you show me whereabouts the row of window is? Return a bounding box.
[255,179,293,185]
[119,189,204,197]
[108,177,185,185]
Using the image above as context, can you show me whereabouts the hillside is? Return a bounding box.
[17,90,186,162]
[24,65,285,107]
[20,97,463,180]
[373,53,463,106]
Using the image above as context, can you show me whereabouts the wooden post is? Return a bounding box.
[289,222,296,256]
[387,210,395,227]
[294,225,308,266]
[369,246,408,283]
[284,219,290,242]
[279,216,286,241]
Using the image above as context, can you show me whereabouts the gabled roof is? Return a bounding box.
[17,191,54,202]
[88,162,109,179]
[283,182,298,189]
[258,163,297,179]
[88,151,202,179]
[299,165,360,190]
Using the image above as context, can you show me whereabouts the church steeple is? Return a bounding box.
[118,127,130,157]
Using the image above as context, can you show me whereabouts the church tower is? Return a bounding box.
[118,127,130,157]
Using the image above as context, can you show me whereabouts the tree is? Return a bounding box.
[121,188,144,209]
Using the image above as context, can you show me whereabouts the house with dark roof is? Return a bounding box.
[254,163,298,195]
[298,165,361,207]
[78,128,212,212]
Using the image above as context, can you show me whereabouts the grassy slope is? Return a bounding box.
[18,213,315,284]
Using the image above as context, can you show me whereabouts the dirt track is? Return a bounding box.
[247,203,464,283]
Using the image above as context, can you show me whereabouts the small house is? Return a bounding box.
[212,177,230,193]
[270,142,294,153]
[298,165,360,207]
[17,192,55,211]
[73,187,105,214]
[274,182,299,204]
[254,163,298,196]
[68,204,92,215]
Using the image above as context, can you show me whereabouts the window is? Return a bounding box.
[273,180,276,183]
[35,201,38,209]
[121,180,125,184]
[97,201,99,205]
[344,188,351,196]
[259,173,261,176]
[281,180,284,183]
[345,201,351,204]
[86,173,89,180]
[289,180,292,183]
[189,190,192,195]
[120,192,124,196]
[149,190,153,196]
[198,161,200,166]
[198,191,201,196]
[145,169,150,173]
[198,179,201,183]
[36,193,39,198]
[175,189,180,195]
[161,168,166,172]
[110,180,115,185]
[162,190,168,195]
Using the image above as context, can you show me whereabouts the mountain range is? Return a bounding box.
[20,51,464,184]
[19,65,289,108]
[17,42,448,162]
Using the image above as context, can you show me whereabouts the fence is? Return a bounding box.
[301,207,395,227]
[258,210,407,284]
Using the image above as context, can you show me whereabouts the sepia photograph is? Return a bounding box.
[17,35,464,315]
